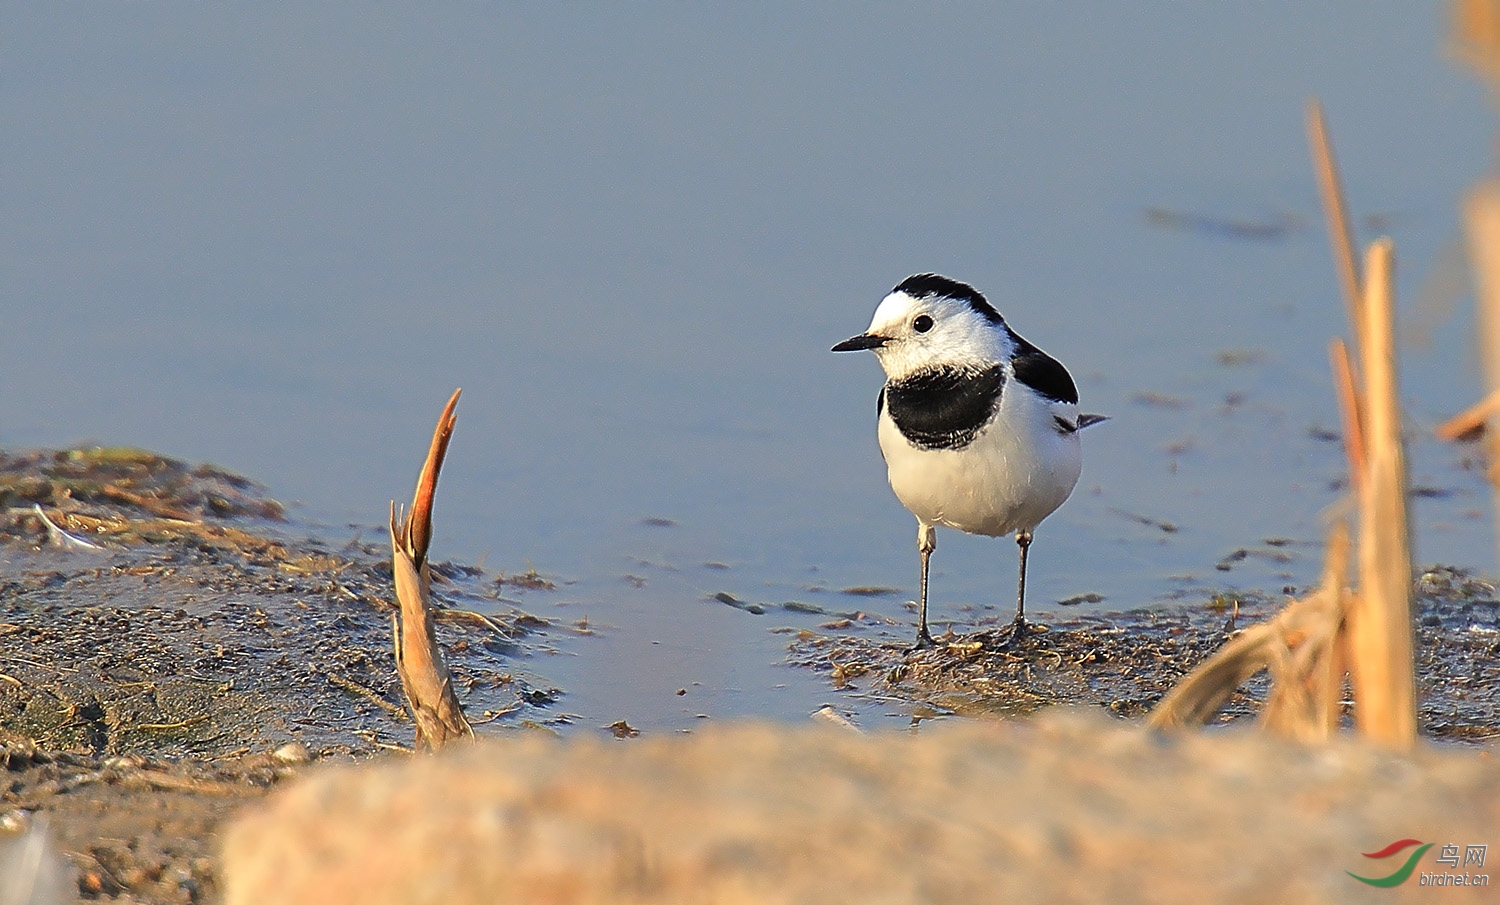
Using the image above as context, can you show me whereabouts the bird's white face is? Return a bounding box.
[861,290,1010,380]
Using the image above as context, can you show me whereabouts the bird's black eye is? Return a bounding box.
[912,314,934,333]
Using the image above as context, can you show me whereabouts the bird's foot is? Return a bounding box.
[996,615,1032,649]
[906,629,938,653]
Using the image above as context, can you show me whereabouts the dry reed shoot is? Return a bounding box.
[390,389,474,752]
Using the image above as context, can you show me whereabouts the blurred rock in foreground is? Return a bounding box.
[0,812,74,905]
[221,709,1498,904]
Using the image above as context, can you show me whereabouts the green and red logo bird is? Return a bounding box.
[1347,839,1432,887]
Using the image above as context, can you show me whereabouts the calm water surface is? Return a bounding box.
[1,5,1494,731]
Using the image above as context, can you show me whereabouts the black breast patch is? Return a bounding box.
[884,365,1006,451]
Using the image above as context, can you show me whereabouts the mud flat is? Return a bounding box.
[1,447,1497,903]
[788,572,1500,741]
[0,448,565,903]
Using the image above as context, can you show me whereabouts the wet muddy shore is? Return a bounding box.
[789,569,1500,742]
[0,447,1496,903]
[0,448,567,902]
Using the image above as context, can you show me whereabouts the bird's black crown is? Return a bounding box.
[892,273,1005,325]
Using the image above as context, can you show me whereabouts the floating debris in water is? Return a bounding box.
[810,705,861,732]
[496,567,557,591]
[1220,392,1247,411]
[640,517,676,528]
[1130,391,1187,409]
[1215,550,1249,571]
[1143,206,1301,241]
[1215,546,1295,572]
[1058,593,1105,607]
[840,586,901,598]
[712,592,764,615]
[1216,348,1267,367]
[779,600,864,621]
[1108,507,1179,534]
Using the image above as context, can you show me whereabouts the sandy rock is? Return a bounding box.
[221,709,1499,904]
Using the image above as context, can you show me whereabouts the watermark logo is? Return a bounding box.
[1348,839,1432,888]
[1348,839,1489,888]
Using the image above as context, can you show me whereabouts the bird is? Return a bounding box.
[832,273,1105,648]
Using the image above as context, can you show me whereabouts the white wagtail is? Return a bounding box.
[833,274,1105,648]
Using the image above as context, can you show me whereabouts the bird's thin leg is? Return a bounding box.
[912,523,937,649]
[1013,529,1033,631]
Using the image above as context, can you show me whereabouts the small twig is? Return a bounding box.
[326,579,361,601]
[326,672,407,719]
[433,607,519,638]
[0,655,75,674]
[468,701,526,725]
[352,727,412,754]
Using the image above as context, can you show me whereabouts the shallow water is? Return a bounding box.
[1,5,1496,733]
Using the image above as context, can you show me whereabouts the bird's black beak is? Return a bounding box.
[831,333,891,352]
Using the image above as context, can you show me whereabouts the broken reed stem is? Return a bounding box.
[1146,521,1350,739]
[1306,98,1365,343]
[1348,239,1417,749]
[1328,338,1368,500]
[1260,520,1350,742]
[1452,0,1500,85]
[1308,98,1370,505]
[390,389,473,752]
[1434,386,1500,442]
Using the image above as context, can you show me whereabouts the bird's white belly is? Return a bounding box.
[878,406,1081,537]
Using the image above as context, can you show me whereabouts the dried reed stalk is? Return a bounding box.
[390,389,473,751]
[1347,240,1417,749]
[1453,0,1500,83]
[1328,338,1368,499]
[1147,522,1349,740]
[1155,115,1421,748]
[1306,98,1365,342]
[1308,98,1370,491]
